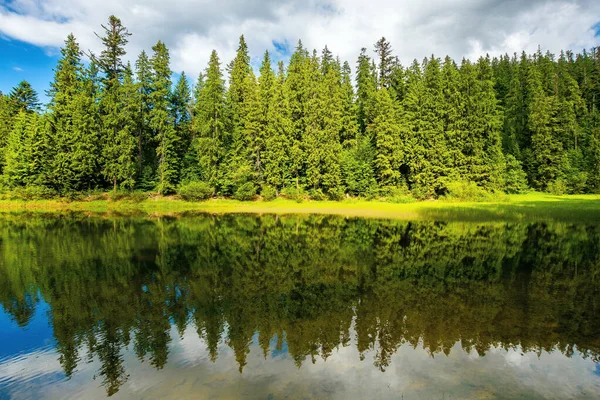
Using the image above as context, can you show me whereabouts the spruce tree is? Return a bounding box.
[0,93,15,172]
[95,15,136,190]
[194,50,227,190]
[135,50,153,178]
[3,112,48,186]
[356,48,378,133]
[527,62,566,190]
[48,33,99,193]
[374,37,394,89]
[171,72,192,173]
[149,41,179,194]
[340,61,358,147]
[9,81,40,113]
[285,40,309,189]
[370,88,401,188]
[263,62,292,192]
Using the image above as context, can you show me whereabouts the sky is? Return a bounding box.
[1,0,600,100]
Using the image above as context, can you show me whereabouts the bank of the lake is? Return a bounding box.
[1,192,600,222]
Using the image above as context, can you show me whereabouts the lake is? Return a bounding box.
[0,213,599,399]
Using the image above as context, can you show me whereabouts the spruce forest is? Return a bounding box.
[1,15,600,201]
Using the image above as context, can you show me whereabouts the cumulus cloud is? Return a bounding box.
[1,0,599,79]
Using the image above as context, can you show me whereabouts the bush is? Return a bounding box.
[177,181,213,201]
[309,188,327,201]
[568,172,588,194]
[281,186,306,203]
[547,179,568,196]
[10,185,57,200]
[504,155,529,194]
[108,190,130,201]
[234,182,257,201]
[442,180,494,202]
[261,185,277,201]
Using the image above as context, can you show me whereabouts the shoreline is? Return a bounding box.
[0,193,599,222]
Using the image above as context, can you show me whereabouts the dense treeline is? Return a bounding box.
[0,214,599,395]
[1,15,599,199]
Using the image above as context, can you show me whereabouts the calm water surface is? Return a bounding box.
[0,213,599,399]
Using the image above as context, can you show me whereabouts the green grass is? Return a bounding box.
[0,192,599,222]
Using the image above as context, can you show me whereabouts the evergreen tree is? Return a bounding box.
[0,92,15,172]
[135,50,153,179]
[149,41,179,194]
[95,15,136,190]
[356,48,378,133]
[340,61,358,147]
[48,34,99,193]
[263,62,292,191]
[9,81,40,113]
[285,40,309,189]
[370,88,402,188]
[374,37,394,89]
[194,50,227,189]
[527,62,566,190]
[3,112,48,186]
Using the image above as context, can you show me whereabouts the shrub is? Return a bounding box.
[504,155,529,194]
[233,182,257,201]
[443,180,493,202]
[547,179,568,196]
[309,188,327,201]
[10,185,57,200]
[568,171,588,194]
[108,190,130,202]
[261,185,277,201]
[281,186,306,203]
[178,181,213,201]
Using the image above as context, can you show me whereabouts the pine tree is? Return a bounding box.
[0,92,15,172]
[285,40,309,189]
[374,37,394,89]
[135,50,153,178]
[340,61,358,147]
[527,62,566,190]
[461,56,505,190]
[95,15,136,190]
[9,81,40,113]
[3,112,48,186]
[171,72,192,170]
[194,50,227,189]
[148,41,179,194]
[47,34,100,193]
[370,88,401,188]
[356,48,378,133]
[302,50,343,196]
[263,62,291,191]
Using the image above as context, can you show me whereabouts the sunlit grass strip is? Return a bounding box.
[0,193,599,222]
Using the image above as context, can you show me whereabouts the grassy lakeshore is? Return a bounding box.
[0,192,600,222]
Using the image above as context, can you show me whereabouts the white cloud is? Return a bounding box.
[1,0,599,79]
[12,66,23,71]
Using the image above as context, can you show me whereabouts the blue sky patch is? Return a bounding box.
[0,38,58,102]
[593,21,600,37]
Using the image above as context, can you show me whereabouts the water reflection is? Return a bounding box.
[0,214,599,398]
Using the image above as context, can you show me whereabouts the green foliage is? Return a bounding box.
[547,179,568,195]
[233,181,257,201]
[149,41,179,194]
[504,155,529,194]
[260,185,277,201]
[441,180,497,202]
[8,185,57,200]
[280,186,307,203]
[177,181,213,201]
[0,24,599,199]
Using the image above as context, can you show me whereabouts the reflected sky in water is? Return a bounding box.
[0,213,599,399]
